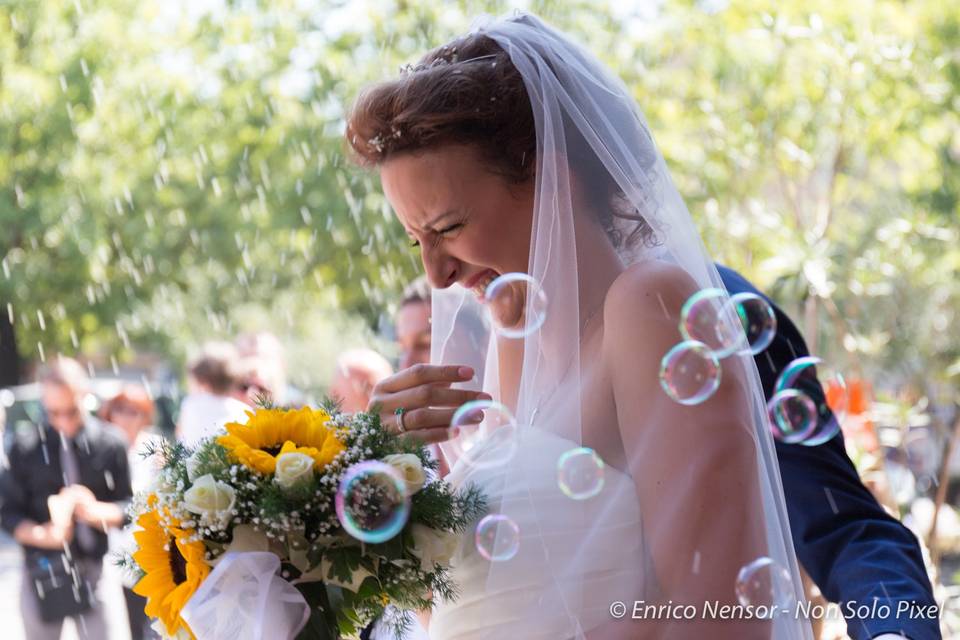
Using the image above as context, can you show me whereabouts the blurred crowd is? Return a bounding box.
[0,278,433,640]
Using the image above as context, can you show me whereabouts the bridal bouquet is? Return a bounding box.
[121,400,486,640]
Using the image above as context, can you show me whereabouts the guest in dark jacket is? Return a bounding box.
[0,357,132,640]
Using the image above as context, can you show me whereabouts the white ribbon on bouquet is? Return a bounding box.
[180,551,311,640]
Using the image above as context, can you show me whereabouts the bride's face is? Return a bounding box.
[380,144,535,297]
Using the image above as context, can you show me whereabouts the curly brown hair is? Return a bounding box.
[345,31,656,250]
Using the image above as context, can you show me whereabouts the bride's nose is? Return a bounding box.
[421,243,459,289]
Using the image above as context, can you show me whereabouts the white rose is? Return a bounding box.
[183,474,236,529]
[383,453,426,495]
[409,523,460,571]
[274,452,315,490]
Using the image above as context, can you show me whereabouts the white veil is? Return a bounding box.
[426,12,812,640]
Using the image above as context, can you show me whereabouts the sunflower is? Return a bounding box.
[132,502,210,639]
[217,406,345,475]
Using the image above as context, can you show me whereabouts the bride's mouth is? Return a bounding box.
[463,269,500,300]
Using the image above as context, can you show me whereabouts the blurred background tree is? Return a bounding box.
[0,0,956,400]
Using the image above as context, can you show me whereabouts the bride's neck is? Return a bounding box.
[536,209,622,373]
[497,206,624,414]
[573,211,623,329]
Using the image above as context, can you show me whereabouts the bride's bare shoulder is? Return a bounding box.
[602,260,699,329]
[598,262,701,425]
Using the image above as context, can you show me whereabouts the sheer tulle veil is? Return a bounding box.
[427,12,812,640]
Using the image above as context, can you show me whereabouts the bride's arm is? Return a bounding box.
[601,262,772,639]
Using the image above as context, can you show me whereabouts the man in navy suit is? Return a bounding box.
[717,264,939,640]
[363,269,940,640]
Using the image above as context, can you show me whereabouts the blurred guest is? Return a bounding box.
[396,278,433,371]
[235,331,288,404]
[176,342,250,444]
[393,278,447,480]
[100,384,162,640]
[392,277,490,478]
[330,349,393,413]
[396,276,489,381]
[0,357,131,640]
[102,385,155,451]
[231,355,282,406]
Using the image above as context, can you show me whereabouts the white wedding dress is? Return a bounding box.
[429,427,656,639]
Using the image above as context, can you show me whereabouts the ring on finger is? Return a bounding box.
[394,407,408,434]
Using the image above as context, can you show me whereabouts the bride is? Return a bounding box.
[347,12,812,640]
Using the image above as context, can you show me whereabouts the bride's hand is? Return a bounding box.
[367,364,490,444]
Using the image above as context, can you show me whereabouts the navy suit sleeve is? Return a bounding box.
[717,265,940,640]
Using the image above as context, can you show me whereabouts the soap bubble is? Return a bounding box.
[557,447,605,500]
[475,514,520,562]
[735,556,794,611]
[659,340,722,405]
[336,461,410,543]
[767,389,818,443]
[727,292,777,355]
[680,288,746,358]
[775,357,846,446]
[448,400,518,469]
[484,273,548,339]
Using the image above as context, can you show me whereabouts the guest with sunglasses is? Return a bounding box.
[0,357,132,640]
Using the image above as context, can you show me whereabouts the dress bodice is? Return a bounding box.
[429,426,655,640]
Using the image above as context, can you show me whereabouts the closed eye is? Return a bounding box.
[430,222,464,248]
[408,219,466,249]
[438,222,464,235]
